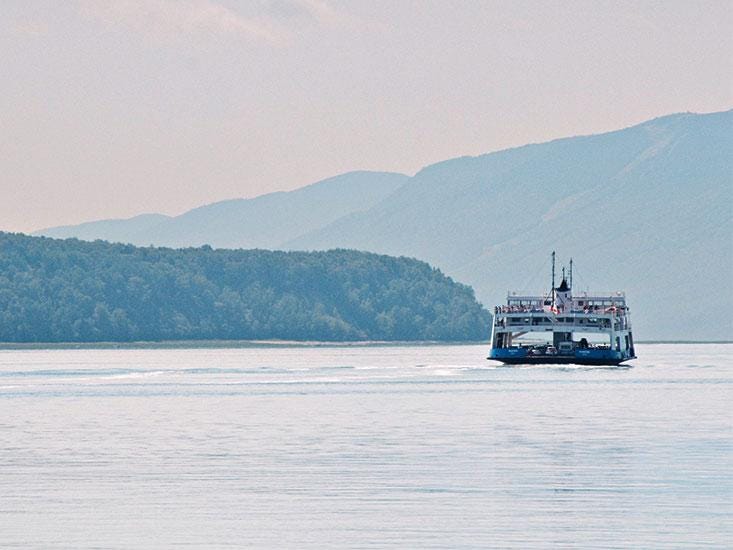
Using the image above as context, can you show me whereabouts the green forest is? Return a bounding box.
[0,232,491,343]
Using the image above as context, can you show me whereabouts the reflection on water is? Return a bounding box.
[0,344,730,548]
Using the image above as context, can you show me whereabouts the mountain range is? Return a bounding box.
[35,109,733,340]
[38,171,408,249]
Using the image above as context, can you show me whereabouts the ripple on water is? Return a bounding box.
[0,343,730,548]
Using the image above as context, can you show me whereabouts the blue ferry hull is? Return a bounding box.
[489,348,635,366]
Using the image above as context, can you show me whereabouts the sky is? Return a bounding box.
[2,0,731,233]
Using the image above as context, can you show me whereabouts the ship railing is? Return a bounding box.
[507,291,626,299]
[493,312,625,330]
[494,306,627,316]
[573,291,626,298]
[506,291,550,298]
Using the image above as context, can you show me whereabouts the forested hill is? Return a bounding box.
[0,233,490,343]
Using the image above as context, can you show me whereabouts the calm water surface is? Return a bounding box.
[0,344,730,549]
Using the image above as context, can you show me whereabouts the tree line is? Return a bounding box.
[0,232,491,343]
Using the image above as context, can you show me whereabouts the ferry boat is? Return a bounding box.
[488,253,636,365]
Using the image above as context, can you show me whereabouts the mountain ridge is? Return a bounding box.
[35,171,409,249]
[287,109,733,340]
[32,109,733,339]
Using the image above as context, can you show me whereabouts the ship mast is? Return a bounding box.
[569,258,573,289]
[551,251,556,307]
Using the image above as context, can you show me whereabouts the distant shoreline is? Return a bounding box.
[0,340,730,351]
[0,340,484,350]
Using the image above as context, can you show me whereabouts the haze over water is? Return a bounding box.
[1,343,730,548]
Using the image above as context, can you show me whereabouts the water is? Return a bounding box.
[0,344,730,549]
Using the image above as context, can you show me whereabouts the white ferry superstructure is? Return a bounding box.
[488,253,637,365]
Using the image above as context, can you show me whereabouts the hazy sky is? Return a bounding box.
[2,0,731,232]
